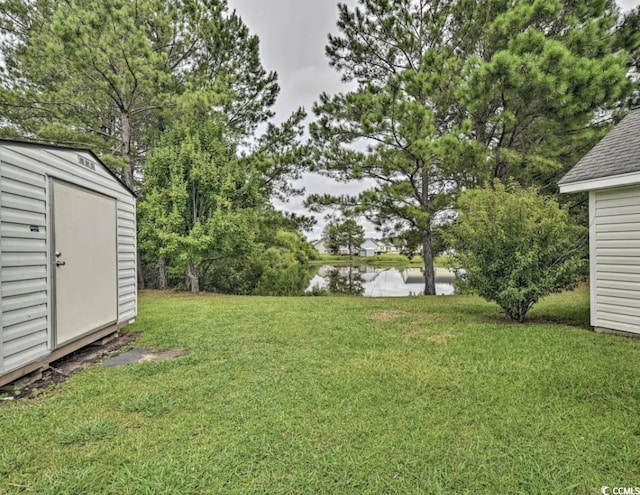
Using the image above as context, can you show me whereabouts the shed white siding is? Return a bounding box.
[592,185,640,335]
[0,142,136,375]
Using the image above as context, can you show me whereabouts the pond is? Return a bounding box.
[307,265,456,297]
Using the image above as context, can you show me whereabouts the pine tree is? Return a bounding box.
[323,219,365,257]
[0,0,280,189]
[309,0,631,295]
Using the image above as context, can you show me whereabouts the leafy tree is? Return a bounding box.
[308,0,631,295]
[253,246,312,296]
[447,181,586,322]
[203,227,315,296]
[139,114,315,295]
[1,0,309,290]
[323,219,365,257]
[140,117,262,293]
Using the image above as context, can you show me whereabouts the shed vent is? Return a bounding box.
[77,155,96,171]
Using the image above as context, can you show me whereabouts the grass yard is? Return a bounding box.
[1,287,640,494]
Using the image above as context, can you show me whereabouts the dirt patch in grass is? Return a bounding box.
[371,310,410,322]
[403,328,430,339]
[428,332,456,344]
[102,348,186,367]
[140,349,185,362]
[0,332,141,404]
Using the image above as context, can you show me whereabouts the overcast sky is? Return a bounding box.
[226,0,640,239]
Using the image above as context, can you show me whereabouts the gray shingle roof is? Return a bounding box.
[558,109,640,185]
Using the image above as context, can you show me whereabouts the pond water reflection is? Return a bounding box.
[307,265,455,297]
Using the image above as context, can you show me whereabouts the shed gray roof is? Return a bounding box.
[558,109,640,186]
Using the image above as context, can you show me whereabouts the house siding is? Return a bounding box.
[0,143,136,374]
[594,185,640,335]
[312,240,329,255]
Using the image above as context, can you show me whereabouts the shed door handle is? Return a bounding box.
[56,260,66,266]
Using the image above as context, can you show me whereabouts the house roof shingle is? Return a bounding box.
[558,109,640,186]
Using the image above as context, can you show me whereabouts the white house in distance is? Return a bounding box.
[313,236,400,257]
[311,238,329,255]
[358,238,381,257]
[384,242,399,254]
[558,108,640,337]
[359,238,400,257]
[311,238,356,256]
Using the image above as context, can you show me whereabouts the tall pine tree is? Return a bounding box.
[0,0,280,189]
[309,0,631,295]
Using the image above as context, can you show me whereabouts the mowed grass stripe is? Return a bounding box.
[1,286,639,494]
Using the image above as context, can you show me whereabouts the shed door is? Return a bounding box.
[52,181,118,347]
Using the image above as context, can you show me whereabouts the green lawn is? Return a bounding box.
[1,287,640,494]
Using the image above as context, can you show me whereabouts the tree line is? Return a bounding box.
[307,0,639,298]
[1,0,639,313]
[0,0,315,294]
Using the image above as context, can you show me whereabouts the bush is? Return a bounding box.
[254,247,310,296]
[204,256,263,295]
[201,229,315,296]
[204,247,312,296]
[447,181,587,322]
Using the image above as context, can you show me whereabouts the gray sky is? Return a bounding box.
[227,0,364,239]
[227,0,640,239]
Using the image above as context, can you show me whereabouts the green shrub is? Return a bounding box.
[202,229,314,295]
[305,284,329,296]
[254,247,310,296]
[448,181,586,322]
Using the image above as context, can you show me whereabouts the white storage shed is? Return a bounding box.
[0,140,137,386]
[559,109,640,336]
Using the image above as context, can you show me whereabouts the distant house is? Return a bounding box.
[311,239,329,255]
[358,238,381,257]
[358,247,376,257]
[357,238,401,256]
[558,108,640,336]
[337,245,359,256]
[312,238,358,256]
[384,242,399,253]
[361,238,381,250]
